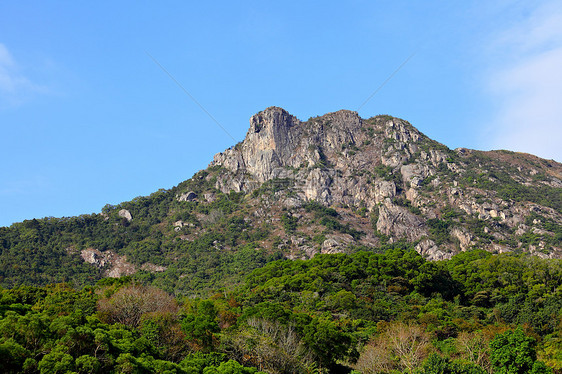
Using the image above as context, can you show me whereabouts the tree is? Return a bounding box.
[354,322,430,374]
[418,354,486,374]
[0,338,30,374]
[182,300,220,352]
[75,355,101,374]
[302,316,354,368]
[490,328,551,374]
[222,318,315,374]
[97,285,177,328]
[202,359,264,374]
[37,348,74,374]
[456,331,491,372]
[141,312,187,362]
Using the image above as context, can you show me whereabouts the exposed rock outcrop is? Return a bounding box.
[211,107,400,210]
[177,191,197,202]
[118,209,132,221]
[201,107,562,259]
[80,248,166,278]
[376,199,427,241]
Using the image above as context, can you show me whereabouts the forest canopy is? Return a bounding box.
[1,249,561,373]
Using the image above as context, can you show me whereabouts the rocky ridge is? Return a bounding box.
[201,107,562,260]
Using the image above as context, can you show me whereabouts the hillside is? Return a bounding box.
[1,107,561,292]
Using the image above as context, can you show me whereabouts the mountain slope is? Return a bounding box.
[209,107,562,259]
[1,107,561,292]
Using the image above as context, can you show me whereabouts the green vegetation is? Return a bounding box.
[0,169,278,295]
[393,197,422,215]
[304,201,364,240]
[374,165,395,181]
[376,114,394,122]
[524,213,562,249]
[459,154,562,214]
[252,179,294,198]
[1,249,560,373]
[281,213,298,233]
[0,283,264,374]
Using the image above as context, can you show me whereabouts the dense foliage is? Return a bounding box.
[1,249,561,373]
[0,171,281,294]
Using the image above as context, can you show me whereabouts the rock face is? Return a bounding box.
[376,199,426,241]
[80,248,136,278]
[80,248,166,278]
[212,107,389,209]
[177,191,197,202]
[201,106,562,260]
[118,209,132,221]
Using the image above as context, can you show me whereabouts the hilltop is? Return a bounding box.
[210,107,562,261]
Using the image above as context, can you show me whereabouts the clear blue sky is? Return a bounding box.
[1,1,561,227]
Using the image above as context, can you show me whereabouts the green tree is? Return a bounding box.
[75,355,101,374]
[182,301,220,352]
[540,329,562,372]
[37,348,74,374]
[203,359,263,374]
[302,316,353,368]
[490,328,551,374]
[418,354,486,374]
[0,338,30,374]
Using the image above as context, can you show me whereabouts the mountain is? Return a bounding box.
[210,107,562,259]
[1,107,561,291]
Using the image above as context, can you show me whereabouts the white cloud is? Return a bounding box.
[0,43,47,107]
[485,1,562,162]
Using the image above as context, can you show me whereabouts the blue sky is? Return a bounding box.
[1,1,561,227]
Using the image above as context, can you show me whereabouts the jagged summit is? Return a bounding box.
[212,107,426,207]
[213,107,365,183]
[206,107,562,260]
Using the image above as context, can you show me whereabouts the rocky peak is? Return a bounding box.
[248,106,298,137]
[212,107,367,182]
[211,107,419,200]
[240,107,301,181]
[204,107,562,260]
